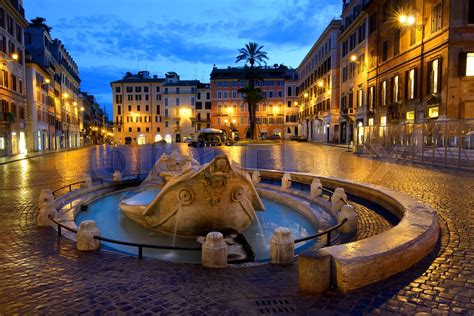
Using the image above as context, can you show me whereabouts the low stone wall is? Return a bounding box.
[298,176,439,294]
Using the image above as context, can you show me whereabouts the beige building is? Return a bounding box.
[339,0,370,144]
[0,0,27,156]
[111,71,164,145]
[298,19,341,143]
[162,72,198,143]
[195,83,211,131]
[25,18,81,152]
[111,71,204,144]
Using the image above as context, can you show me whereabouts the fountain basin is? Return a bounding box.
[75,187,320,263]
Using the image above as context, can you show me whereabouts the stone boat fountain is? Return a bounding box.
[120,153,264,236]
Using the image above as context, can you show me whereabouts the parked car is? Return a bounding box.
[268,134,281,140]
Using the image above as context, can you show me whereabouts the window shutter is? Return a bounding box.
[459,52,467,77]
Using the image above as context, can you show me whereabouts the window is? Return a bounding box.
[382,81,387,106]
[393,75,399,102]
[116,86,121,93]
[287,86,292,97]
[135,86,141,93]
[0,8,4,29]
[465,53,474,76]
[428,106,439,118]
[382,41,388,61]
[408,69,416,99]
[6,15,13,35]
[206,92,210,99]
[127,95,133,101]
[176,98,179,106]
[137,105,140,111]
[358,54,365,73]
[135,95,141,101]
[394,30,400,56]
[380,116,387,126]
[406,111,415,121]
[145,105,149,111]
[118,105,121,115]
[431,3,442,33]
[369,13,377,34]
[128,105,132,111]
[16,25,22,43]
[196,102,203,110]
[358,23,366,43]
[288,101,292,108]
[115,95,122,104]
[126,86,132,93]
[156,86,160,93]
[469,0,474,24]
[429,59,441,94]
[144,86,149,93]
[410,27,416,46]
[357,88,363,107]
[368,86,375,110]
[205,102,212,109]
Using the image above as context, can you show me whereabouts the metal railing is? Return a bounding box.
[49,216,201,259]
[259,174,350,246]
[355,118,474,169]
[52,173,148,198]
[294,218,348,246]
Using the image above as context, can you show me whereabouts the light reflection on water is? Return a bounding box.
[76,189,317,263]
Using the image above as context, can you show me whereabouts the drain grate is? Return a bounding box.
[253,297,299,315]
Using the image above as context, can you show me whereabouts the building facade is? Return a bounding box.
[25,18,81,152]
[340,0,370,144]
[363,0,474,136]
[111,71,206,145]
[0,0,27,157]
[297,20,342,143]
[162,72,198,143]
[210,65,299,140]
[195,83,212,131]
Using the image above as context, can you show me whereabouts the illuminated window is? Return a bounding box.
[432,59,439,94]
[466,53,474,76]
[406,111,415,121]
[0,136,4,149]
[368,118,374,126]
[357,88,363,107]
[428,107,439,118]
[368,86,375,110]
[393,75,399,102]
[380,116,387,126]
[408,69,416,99]
[382,81,387,106]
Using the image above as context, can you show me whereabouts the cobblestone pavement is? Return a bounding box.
[0,143,473,315]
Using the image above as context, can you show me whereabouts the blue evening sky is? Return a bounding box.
[25,0,341,117]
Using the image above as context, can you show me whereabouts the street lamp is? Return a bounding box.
[398,14,423,31]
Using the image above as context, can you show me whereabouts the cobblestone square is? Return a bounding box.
[0,143,473,315]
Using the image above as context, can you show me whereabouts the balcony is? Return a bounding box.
[0,112,15,124]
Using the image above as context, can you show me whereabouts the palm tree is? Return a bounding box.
[236,42,268,139]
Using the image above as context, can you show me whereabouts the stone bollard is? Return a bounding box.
[252,170,261,184]
[337,205,358,234]
[270,227,294,265]
[112,170,122,182]
[281,173,292,191]
[37,200,57,227]
[202,232,227,268]
[77,220,101,251]
[38,189,54,210]
[331,188,347,215]
[310,178,323,198]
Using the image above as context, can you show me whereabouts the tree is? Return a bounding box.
[235,42,268,140]
[30,17,52,32]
